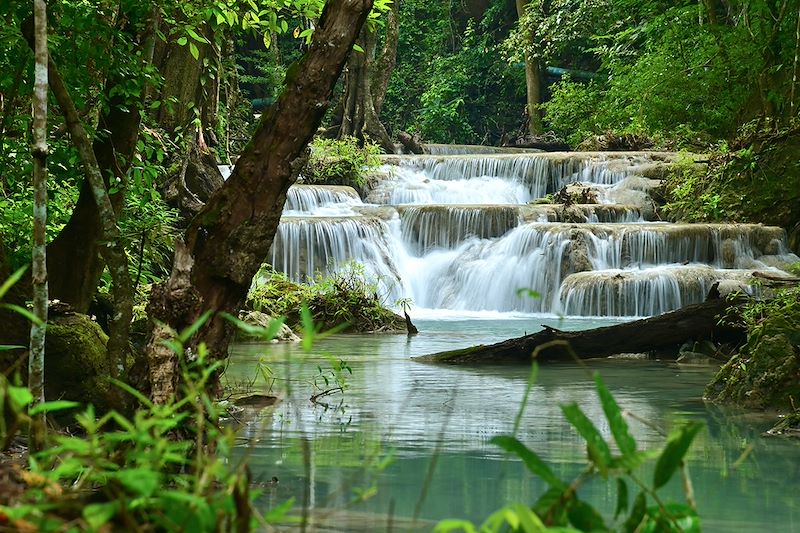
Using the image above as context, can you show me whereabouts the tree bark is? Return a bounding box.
[45,58,133,383]
[145,0,375,403]
[515,0,544,135]
[335,0,398,153]
[45,10,159,313]
[417,298,747,364]
[29,0,48,452]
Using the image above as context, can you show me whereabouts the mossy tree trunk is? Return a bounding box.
[29,0,48,451]
[333,0,398,153]
[144,0,375,403]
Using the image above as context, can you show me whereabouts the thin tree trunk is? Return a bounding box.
[145,0,374,403]
[515,0,544,135]
[29,0,48,452]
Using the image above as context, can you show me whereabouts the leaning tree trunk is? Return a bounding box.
[145,0,375,403]
[29,0,48,451]
[335,0,398,153]
[515,0,544,136]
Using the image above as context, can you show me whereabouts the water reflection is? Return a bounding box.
[227,318,800,532]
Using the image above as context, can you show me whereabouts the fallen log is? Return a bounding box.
[415,297,747,364]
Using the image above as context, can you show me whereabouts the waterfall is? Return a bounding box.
[267,149,799,317]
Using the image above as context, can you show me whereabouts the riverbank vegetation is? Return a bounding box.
[247,264,405,333]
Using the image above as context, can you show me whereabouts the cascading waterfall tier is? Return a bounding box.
[266,150,799,317]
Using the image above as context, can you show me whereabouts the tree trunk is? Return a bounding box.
[29,0,48,451]
[45,10,159,313]
[335,0,398,153]
[145,0,375,403]
[515,0,544,135]
[417,298,747,364]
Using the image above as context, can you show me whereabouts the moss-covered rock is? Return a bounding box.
[247,265,406,334]
[237,311,300,342]
[705,287,800,411]
[45,313,115,411]
[706,334,800,409]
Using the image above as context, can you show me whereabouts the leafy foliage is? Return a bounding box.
[437,370,703,532]
[301,135,381,191]
[382,0,525,144]
[0,339,285,532]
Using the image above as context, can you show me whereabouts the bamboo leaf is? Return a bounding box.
[0,266,27,299]
[0,303,43,326]
[491,435,566,490]
[29,400,80,415]
[614,478,629,519]
[177,310,214,343]
[567,499,607,532]
[653,422,703,489]
[623,491,647,533]
[594,373,637,458]
[561,402,612,473]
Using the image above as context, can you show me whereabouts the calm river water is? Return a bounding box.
[226,316,800,532]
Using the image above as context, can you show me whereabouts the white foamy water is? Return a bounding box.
[265,151,798,317]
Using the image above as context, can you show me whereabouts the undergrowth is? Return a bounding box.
[706,286,800,411]
[247,263,404,333]
[301,136,381,192]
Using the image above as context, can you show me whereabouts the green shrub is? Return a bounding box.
[302,136,381,192]
[248,264,404,333]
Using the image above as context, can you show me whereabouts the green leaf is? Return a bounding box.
[7,386,33,410]
[510,503,547,532]
[29,400,80,415]
[264,497,295,522]
[0,345,25,351]
[83,501,119,530]
[614,478,629,519]
[594,373,636,458]
[353,43,364,53]
[567,499,607,532]
[434,519,478,533]
[491,435,566,490]
[516,287,541,299]
[177,310,214,343]
[114,468,160,496]
[189,42,200,61]
[0,266,27,299]
[561,402,612,473]
[0,303,43,326]
[186,27,208,43]
[263,32,271,49]
[623,492,647,533]
[177,36,188,46]
[653,422,703,489]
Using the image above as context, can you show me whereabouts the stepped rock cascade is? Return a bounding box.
[267,149,799,317]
